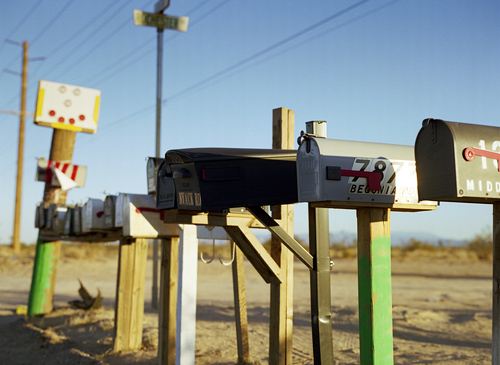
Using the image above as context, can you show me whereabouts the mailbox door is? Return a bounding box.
[63,207,74,235]
[415,119,500,202]
[103,195,117,229]
[73,205,82,234]
[156,160,176,210]
[147,157,163,194]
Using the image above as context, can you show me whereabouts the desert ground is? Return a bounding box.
[0,242,494,364]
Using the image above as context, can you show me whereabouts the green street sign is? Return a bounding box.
[133,10,188,32]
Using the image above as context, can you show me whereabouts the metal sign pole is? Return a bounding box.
[152,27,164,310]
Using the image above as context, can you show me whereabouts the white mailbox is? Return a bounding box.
[120,193,179,238]
[297,134,437,211]
[82,198,105,233]
[103,195,118,229]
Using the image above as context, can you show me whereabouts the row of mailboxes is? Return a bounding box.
[156,139,437,212]
[36,193,178,239]
[415,119,500,203]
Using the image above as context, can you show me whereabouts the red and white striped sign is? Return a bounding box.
[36,158,87,190]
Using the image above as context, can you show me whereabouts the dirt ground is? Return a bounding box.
[0,244,493,364]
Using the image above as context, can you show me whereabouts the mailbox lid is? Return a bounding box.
[415,119,500,203]
[160,148,298,211]
[297,136,435,210]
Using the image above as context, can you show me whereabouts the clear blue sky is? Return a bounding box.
[1,0,499,244]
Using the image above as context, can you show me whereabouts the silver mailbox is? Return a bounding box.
[415,118,500,203]
[297,134,436,210]
[53,206,68,235]
[147,157,163,194]
[82,198,105,233]
[72,204,83,234]
[103,195,118,229]
[35,204,48,229]
[63,206,74,235]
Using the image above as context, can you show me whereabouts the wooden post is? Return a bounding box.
[114,237,149,351]
[269,107,295,364]
[176,224,198,365]
[28,129,76,316]
[493,202,500,364]
[159,237,179,365]
[232,245,250,363]
[356,208,394,365]
[12,41,28,253]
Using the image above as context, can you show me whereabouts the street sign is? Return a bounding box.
[133,10,188,31]
[36,158,87,190]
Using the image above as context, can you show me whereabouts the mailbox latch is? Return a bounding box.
[326,166,381,191]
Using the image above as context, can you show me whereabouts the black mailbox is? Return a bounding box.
[415,118,500,203]
[156,148,297,211]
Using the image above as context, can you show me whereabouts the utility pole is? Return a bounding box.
[4,41,43,252]
[12,41,28,253]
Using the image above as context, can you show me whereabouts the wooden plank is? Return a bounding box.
[224,226,281,284]
[269,107,295,365]
[310,200,436,212]
[176,225,198,365]
[249,206,313,270]
[163,210,268,228]
[232,245,250,363]
[159,237,179,365]
[493,202,500,364]
[114,237,148,351]
[356,208,394,365]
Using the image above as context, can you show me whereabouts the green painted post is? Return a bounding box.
[356,208,394,365]
[27,129,75,316]
[27,238,61,316]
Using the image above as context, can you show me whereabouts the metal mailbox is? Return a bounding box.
[63,206,74,235]
[35,204,48,229]
[297,134,436,210]
[72,204,83,234]
[147,157,163,194]
[52,205,68,235]
[156,148,298,212]
[415,118,500,203]
[82,198,105,233]
[120,193,178,238]
[103,195,118,229]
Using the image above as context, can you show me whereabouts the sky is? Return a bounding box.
[0,0,499,245]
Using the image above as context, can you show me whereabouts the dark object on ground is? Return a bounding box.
[69,279,102,310]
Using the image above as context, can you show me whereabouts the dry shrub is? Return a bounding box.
[465,231,493,260]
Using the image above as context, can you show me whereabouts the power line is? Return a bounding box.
[83,0,233,86]
[0,0,46,58]
[179,0,405,98]
[30,0,77,45]
[166,0,373,103]
[97,0,376,132]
